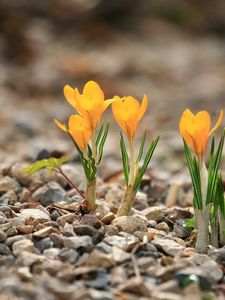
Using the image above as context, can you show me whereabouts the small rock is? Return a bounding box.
[142,205,167,221]
[33,226,53,238]
[43,248,61,259]
[17,225,34,234]
[17,208,50,221]
[80,214,101,229]
[0,255,15,267]
[0,176,19,193]
[117,276,151,297]
[57,213,79,227]
[101,212,115,225]
[152,238,184,257]
[0,190,17,204]
[63,235,93,251]
[85,249,116,268]
[112,216,148,234]
[74,225,97,236]
[32,182,66,206]
[17,251,46,266]
[17,266,33,280]
[0,243,11,255]
[10,217,25,228]
[0,230,7,242]
[104,225,119,236]
[5,235,25,247]
[59,248,79,263]
[35,237,52,252]
[103,234,138,251]
[12,239,34,256]
[155,222,170,233]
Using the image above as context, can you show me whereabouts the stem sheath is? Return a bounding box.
[85,178,97,212]
[117,185,136,216]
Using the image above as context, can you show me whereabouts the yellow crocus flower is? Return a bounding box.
[111,95,148,140]
[179,109,223,157]
[55,115,92,150]
[63,80,114,130]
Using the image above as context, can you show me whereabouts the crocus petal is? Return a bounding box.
[83,81,102,98]
[63,85,77,108]
[103,99,115,110]
[195,111,211,131]
[209,110,223,136]
[54,119,67,132]
[139,94,148,121]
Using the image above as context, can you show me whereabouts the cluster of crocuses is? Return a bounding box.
[54,80,159,215]
[53,80,225,252]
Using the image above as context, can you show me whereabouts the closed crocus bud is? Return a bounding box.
[55,115,92,150]
[179,109,223,157]
[63,81,114,130]
[111,95,148,140]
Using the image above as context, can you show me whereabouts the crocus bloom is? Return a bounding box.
[179,109,223,156]
[55,115,92,150]
[111,95,148,139]
[63,81,114,130]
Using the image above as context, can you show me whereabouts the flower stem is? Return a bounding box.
[195,208,209,252]
[117,185,136,216]
[91,129,97,161]
[85,178,96,212]
[57,167,85,199]
[129,138,135,186]
[219,209,225,245]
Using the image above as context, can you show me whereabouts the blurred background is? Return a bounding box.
[0,0,225,178]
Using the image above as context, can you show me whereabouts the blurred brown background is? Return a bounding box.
[0,0,224,175]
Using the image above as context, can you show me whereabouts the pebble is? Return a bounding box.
[63,235,93,251]
[74,224,97,236]
[0,230,7,242]
[17,208,50,221]
[104,225,119,236]
[155,222,170,233]
[12,239,34,256]
[17,225,34,234]
[31,181,66,206]
[142,205,168,221]
[35,237,52,252]
[59,248,79,263]
[152,238,185,257]
[112,216,148,234]
[101,212,115,225]
[0,176,19,193]
[33,226,53,238]
[0,243,11,255]
[80,214,102,229]
[17,251,46,267]
[103,234,138,251]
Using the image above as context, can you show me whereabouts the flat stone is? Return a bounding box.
[17,208,50,221]
[112,216,148,234]
[31,182,66,206]
[12,239,34,256]
[73,225,97,236]
[152,238,185,257]
[103,234,138,251]
[33,226,53,238]
[80,214,102,229]
[0,176,19,193]
[101,212,115,225]
[0,243,11,255]
[142,205,167,221]
[63,235,93,251]
[17,225,34,234]
[0,230,7,242]
[59,248,79,263]
[17,251,46,266]
[155,222,170,233]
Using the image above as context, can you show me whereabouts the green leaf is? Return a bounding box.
[184,218,196,228]
[136,131,146,165]
[96,122,109,165]
[133,136,159,191]
[120,132,129,186]
[96,123,104,147]
[183,139,202,209]
[206,129,225,205]
[23,156,68,175]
